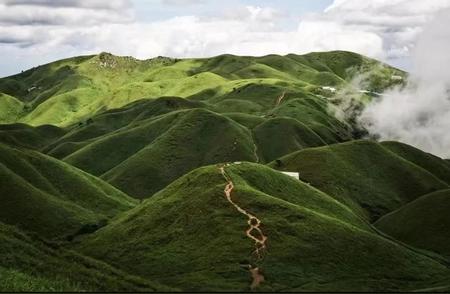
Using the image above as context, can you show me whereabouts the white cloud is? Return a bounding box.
[294,20,384,58]
[360,10,450,158]
[160,0,204,5]
[322,0,450,61]
[1,0,449,77]
[1,0,132,10]
[0,0,133,26]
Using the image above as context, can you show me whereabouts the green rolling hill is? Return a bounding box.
[381,141,450,184]
[1,51,449,292]
[27,94,353,198]
[0,51,404,198]
[269,140,449,222]
[64,108,258,198]
[375,189,450,258]
[76,163,450,292]
[0,222,170,292]
[0,123,66,150]
[0,143,136,239]
[0,51,403,127]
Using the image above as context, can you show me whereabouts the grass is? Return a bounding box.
[381,141,450,184]
[99,108,257,198]
[375,189,450,258]
[0,93,24,123]
[0,123,65,150]
[269,140,449,222]
[0,51,402,201]
[0,143,136,239]
[253,117,326,162]
[0,50,446,292]
[42,94,350,199]
[0,51,401,127]
[0,222,171,292]
[76,163,450,292]
[0,267,80,292]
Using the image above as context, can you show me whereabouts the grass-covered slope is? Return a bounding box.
[42,97,206,159]
[0,143,136,239]
[0,51,406,201]
[61,108,257,198]
[76,163,450,292]
[35,94,344,198]
[0,93,24,123]
[381,141,450,184]
[0,123,65,150]
[0,222,169,292]
[253,117,326,162]
[0,51,404,127]
[269,140,449,222]
[375,189,450,258]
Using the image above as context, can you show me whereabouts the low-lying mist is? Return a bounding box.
[359,10,450,158]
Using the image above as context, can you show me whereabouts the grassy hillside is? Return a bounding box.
[0,93,24,123]
[76,163,450,292]
[31,95,342,198]
[269,140,449,222]
[253,117,326,162]
[381,141,450,184]
[42,97,206,158]
[58,108,256,198]
[0,51,404,127]
[2,51,447,292]
[0,51,406,201]
[0,143,136,239]
[0,222,170,292]
[375,189,450,258]
[0,123,65,150]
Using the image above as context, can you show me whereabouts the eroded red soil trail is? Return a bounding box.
[219,164,267,290]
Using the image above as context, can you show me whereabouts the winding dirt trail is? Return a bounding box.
[219,164,267,290]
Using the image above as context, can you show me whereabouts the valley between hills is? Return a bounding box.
[1,51,450,292]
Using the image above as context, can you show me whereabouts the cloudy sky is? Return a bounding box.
[1,0,449,77]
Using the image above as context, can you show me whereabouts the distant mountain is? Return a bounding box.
[0,51,404,198]
[0,51,404,127]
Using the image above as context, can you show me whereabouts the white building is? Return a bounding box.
[281,172,300,180]
[321,86,337,93]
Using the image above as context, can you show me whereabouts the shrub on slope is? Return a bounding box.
[76,163,450,292]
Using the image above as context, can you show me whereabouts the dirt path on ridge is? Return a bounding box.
[219,164,267,290]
